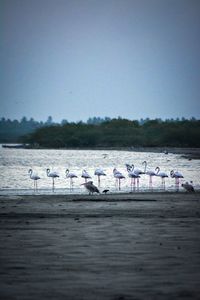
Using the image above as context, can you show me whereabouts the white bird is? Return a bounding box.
[125,164,144,175]
[113,168,125,191]
[142,161,157,188]
[155,166,168,188]
[170,170,184,191]
[28,169,40,191]
[46,168,59,191]
[66,169,78,190]
[181,182,195,192]
[128,171,140,191]
[94,168,106,187]
[81,169,92,183]
[81,181,100,195]
[125,164,144,190]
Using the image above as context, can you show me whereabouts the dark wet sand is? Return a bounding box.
[0,192,200,300]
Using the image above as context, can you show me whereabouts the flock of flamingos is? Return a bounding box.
[28,160,194,194]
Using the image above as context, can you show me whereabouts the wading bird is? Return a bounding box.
[102,189,109,194]
[28,169,40,191]
[170,170,184,191]
[113,168,125,191]
[181,182,195,192]
[142,161,157,188]
[125,164,144,190]
[81,169,92,183]
[94,168,106,187]
[81,181,100,195]
[155,166,168,188]
[66,169,78,190]
[46,168,59,191]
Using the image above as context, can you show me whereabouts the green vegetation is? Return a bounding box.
[20,117,200,148]
[0,116,54,143]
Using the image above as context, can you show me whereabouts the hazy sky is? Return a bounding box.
[1,0,200,122]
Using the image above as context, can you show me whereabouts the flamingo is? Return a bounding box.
[94,168,106,187]
[142,161,156,188]
[81,169,92,182]
[113,168,125,191]
[66,169,78,190]
[125,164,144,175]
[28,169,40,191]
[155,167,168,188]
[46,168,59,191]
[170,170,184,191]
[81,181,100,195]
[125,164,140,190]
[125,164,144,189]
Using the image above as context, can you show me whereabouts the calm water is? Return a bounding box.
[0,145,199,194]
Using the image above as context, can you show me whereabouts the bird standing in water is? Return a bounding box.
[125,164,143,190]
[28,169,40,191]
[142,161,157,189]
[155,166,168,189]
[81,181,100,195]
[170,170,184,191]
[113,168,125,191]
[81,169,92,183]
[66,169,78,191]
[94,168,106,187]
[46,168,59,192]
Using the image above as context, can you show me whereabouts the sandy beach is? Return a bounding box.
[0,192,200,300]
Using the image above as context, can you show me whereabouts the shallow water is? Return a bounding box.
[0,146,199,194]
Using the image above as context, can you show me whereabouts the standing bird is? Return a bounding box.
[102,189,109,194]
[170,170,184,191]
[81,181,100,195]
[66,169,78,190]
[46,168,59,192]
[81,169,92,183]
[28,169,40,192]
[155,166,168,188]
[113,168,125,191]
[125,165,140,190]
[94,168,106,187]
[125,164,144,190]
[181,182,195,192]
[142,161,157,188]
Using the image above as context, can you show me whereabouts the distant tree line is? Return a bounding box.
[0,116,56,143]
[18,117,200,148]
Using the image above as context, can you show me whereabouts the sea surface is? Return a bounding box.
[0,145,199,195]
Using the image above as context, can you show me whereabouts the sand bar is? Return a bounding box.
[0,192,200,300]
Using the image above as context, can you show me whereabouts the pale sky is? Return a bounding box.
[1,0,200,122]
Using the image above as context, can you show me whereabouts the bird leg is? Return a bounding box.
[131,178,136,192]
[162,178,165,190]
[70,178,73,191]
[137,178,139,190]
[115,178,118,188]
[149,176,152,189]
[52,178,55,192]
[35,180,38,192]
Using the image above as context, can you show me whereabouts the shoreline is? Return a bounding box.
[1,192,200,299]
[1,190,200,201]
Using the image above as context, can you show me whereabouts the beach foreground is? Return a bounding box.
[0,192,200,300]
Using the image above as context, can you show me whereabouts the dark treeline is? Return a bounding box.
[19,117,200,148]
[0,116,54,143]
